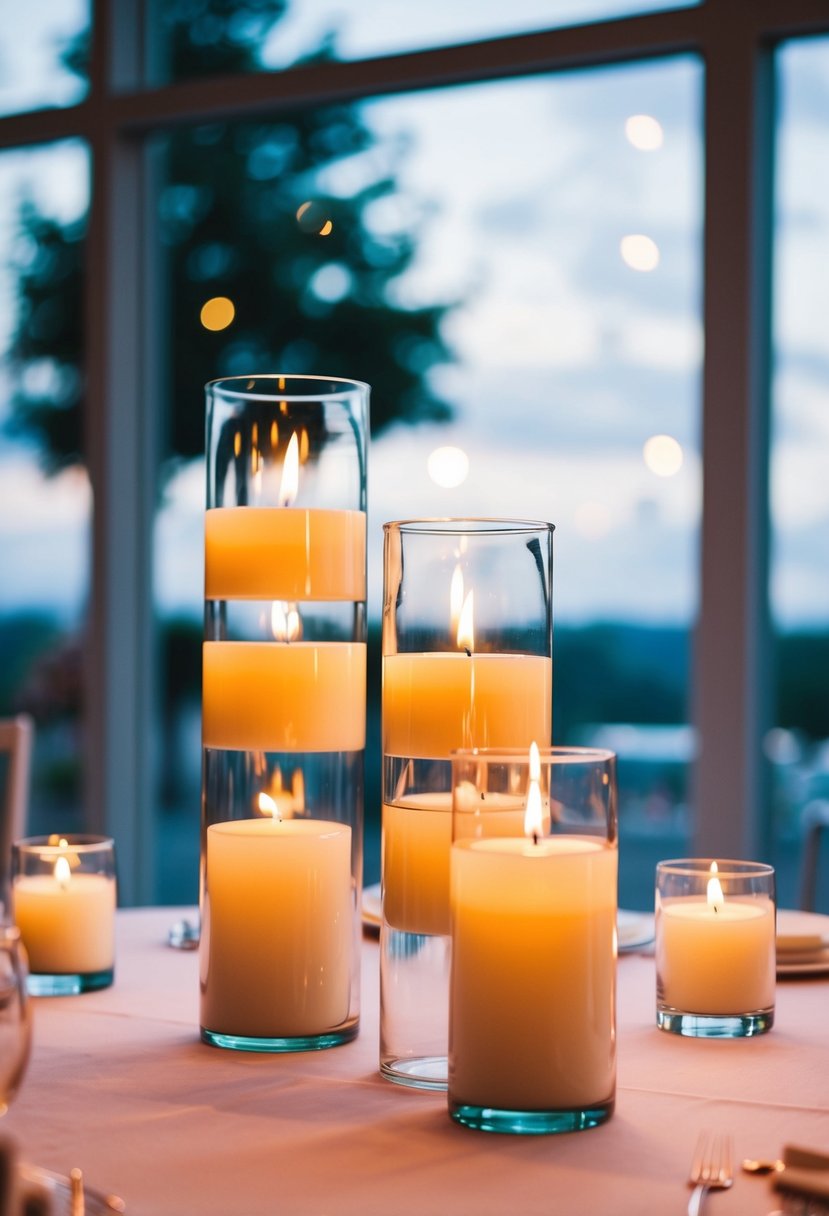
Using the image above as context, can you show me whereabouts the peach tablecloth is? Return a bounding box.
[7,909,829,1216]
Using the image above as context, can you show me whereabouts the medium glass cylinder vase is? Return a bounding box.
[201,375,368,1052]
[449,746,618,1134]
[380,518,554,1088]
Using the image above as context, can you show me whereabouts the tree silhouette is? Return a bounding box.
[5,0,455,476]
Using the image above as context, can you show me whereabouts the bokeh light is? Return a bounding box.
[620,234,660,272]
[643,434,684,477]
[200,296,235,331]
[625,114,664,150]
[427,445,470,488]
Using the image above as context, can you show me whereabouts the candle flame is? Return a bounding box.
[457,590,474,655]
[279,431,300,507]
[524,742,544,841]
[707,861,725,911]
[257,792,282,822]
[271,601,301,642]
[54,854,72,888]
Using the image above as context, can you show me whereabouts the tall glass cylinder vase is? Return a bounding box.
[201,375,368,1052]
[380,518,554,1088]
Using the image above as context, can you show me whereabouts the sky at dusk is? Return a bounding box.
[0,7,827,631]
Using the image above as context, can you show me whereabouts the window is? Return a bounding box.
[0,140,89,834]
[770,36,829,908]
[1,1,826,908]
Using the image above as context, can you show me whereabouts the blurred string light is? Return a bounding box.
[625,114,664,151]
[200,296,235,331]
[296,200,333,236]
[427,445,469,489]
[620,234,660,271]
[643,434,683,477]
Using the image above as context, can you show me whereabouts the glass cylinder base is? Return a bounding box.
[380,927,449,1090]
[656,1006,774,1038]
[449,1097,614,1136]
[201,1020,359,1053]
[27,967,114,997]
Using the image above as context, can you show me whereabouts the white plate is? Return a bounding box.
[618,909,655,952]
[361,886,655,951]
[777,951,829,979]
[775,909,829,977]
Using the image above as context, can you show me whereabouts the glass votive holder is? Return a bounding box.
[655,858,775,1038]
[448,746,617,1135]
[12,836,117,996]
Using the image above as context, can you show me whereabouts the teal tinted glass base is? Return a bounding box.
[657,1007,774,1038]
[201,1020,359,1053]
[449,1096,614,1135]
[27,967,114,997]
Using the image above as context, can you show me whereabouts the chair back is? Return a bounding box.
[799,798,829,911]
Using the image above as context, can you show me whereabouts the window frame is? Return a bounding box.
[1,0,827,902]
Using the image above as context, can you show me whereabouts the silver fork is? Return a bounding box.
[688,1132,734,1216]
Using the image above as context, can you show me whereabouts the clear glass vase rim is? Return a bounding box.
[14,834,115,856]
[205,374,370,402]
[657,858,774,879]
[451,745,614,764]
[384,517,555,536]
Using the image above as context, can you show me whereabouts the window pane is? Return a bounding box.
[156,0,697,83]
[0,141,90,834]
[771,37,829,911]
[0,2,89,116]
[153,55,702,909]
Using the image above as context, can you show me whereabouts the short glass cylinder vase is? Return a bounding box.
[12,835,117,996]
[201,375,368,1052]
[448,747,618,1134]
[655,858,775,1038]
[381,518,554,1089]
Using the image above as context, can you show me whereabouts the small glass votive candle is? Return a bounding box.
[655,858,775,1038]
[12,836,117,996]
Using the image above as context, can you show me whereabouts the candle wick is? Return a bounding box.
[533,831,539,847]
[464,647,471,658]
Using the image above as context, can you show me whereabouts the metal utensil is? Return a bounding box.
[688,1132,734,1216]
[744,1158,786,1175]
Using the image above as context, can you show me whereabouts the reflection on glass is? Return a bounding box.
[0,141,90,835]
[771,38,829,911]
[153,55,701,908]
[0,0,89,117]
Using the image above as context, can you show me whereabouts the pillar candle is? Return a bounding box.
[383,790,526,937]
[656,896,775,1014]
[383,652,551,758]
[202,640,366,752]
[201,818,353,1039]
[449,836,617,1111]
[14,869,115,975]
[205,507,365,601]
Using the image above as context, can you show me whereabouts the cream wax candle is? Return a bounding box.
[201,817,353,1041]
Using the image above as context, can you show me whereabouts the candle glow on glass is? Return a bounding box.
[524,742,543,840]
[457,590,474,655]
[279,432,300,507]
